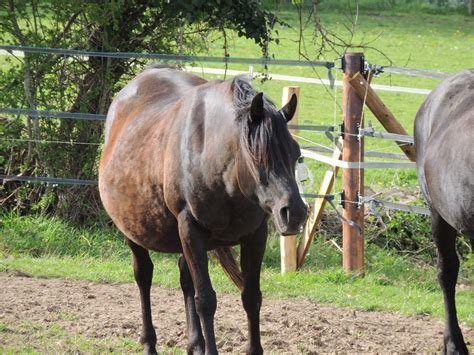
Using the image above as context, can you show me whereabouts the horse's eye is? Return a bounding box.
[297,156,304,164]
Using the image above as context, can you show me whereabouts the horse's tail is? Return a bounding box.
[213,247,243,291]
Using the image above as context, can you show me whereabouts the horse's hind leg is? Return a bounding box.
[431,211,468,355]
[127,239,157,355]
[240,222,267,355]
[179,255,205,355]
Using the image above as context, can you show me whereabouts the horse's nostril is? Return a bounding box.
[279,206,290,225]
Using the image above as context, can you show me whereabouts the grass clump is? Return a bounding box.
[0,212,127,259]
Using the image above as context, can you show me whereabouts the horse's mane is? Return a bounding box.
[232,76,279,184]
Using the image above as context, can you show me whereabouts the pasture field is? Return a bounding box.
[196,4,474,190]
[1,2,474,353]
[1,212,473,353]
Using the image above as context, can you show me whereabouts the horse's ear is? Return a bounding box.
[250,92,264,124]
[281,93,297,122]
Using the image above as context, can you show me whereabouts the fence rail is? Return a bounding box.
[0,174,97,186]
[0,45,335,69]
[0,107,106,121]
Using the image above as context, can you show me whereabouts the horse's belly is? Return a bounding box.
[126,216,182,253]
[100,174,182,253]
[424,133,474,233]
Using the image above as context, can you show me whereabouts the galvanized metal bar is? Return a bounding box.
[0,45,335,69]
[1,174,98,185]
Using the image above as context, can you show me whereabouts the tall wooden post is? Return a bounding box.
[342,53,365,275]
[280,86,300,274]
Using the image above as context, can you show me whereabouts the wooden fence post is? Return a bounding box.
[280,86,300,274]
[342,53,365,275]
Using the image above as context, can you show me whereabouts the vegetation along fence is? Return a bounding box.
[1,45,450,274]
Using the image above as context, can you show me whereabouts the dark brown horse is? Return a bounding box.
[99,66,307,354]
[415,69,473,355]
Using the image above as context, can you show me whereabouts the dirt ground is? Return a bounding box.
[1,271,472,354]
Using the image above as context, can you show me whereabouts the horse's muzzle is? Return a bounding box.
[274,199,308,235]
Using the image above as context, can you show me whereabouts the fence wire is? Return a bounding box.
[0,45,335,69]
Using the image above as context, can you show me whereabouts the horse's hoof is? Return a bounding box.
[187,348,204,355]
[143,344,158,355]
[444,341,468,355]
[246,345,264,355]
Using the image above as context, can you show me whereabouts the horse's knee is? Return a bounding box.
[241,288,262,313]
[194,290,217,317]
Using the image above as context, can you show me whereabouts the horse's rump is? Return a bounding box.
[415,69,474,235]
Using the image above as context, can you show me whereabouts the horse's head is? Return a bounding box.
[233,78,308,235]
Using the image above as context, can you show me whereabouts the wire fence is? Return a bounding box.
[1,45,439,215]
[0,45,335,69]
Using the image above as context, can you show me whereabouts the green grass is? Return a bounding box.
[1,213,473,327]
[1,5,474,352]
[0,320,162,354]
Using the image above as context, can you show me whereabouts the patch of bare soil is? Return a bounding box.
[0,272,472,353]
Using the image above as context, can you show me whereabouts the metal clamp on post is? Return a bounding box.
[359,121,375,137]
[357,191,364,209]
[363,60,383,77]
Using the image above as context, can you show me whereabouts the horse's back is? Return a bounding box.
[415,69,474,235]
[103,67,206,152]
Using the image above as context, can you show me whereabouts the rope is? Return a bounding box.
[360,196,431,216]
[0,137,101,146]
[301,149,416,169]
[0,45,335,69]
[1,174,97,186]
[380,66,450,80]
[292,134,335,153]
[358,126,414,144]
[1,107,336,133]
[288,124,335,132]
[326,197,363,234]
[0,107,106,121]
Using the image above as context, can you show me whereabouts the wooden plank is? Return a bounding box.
[342,53,365,275]
[296,139,342,269]
[349,72,416,162]
[280,235,297,273]
[280,86,300,274]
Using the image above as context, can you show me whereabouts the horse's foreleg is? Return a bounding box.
[127,239,157,355]
[179,255,205,355]
[240,222,267,355]
[432,211,468,355]
[178,211,218,355]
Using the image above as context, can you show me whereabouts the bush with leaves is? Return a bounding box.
[0,0,277,223]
